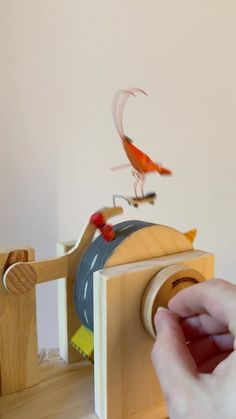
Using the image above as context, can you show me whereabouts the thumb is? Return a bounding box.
[151,307,197,395]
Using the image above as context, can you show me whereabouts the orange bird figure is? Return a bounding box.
[112,88,172,197]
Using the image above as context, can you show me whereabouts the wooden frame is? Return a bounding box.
[0,247,38,396]
[0,207,123,395]
[0,210,214,419]
[57,241,82,363]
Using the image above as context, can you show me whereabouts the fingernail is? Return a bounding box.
[157,306,169,313]
[154,307,169,335]
[154,306,169,324]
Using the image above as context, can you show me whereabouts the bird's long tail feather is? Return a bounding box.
[112,88,148,140]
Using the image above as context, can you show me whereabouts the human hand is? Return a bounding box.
[151,279,236,419]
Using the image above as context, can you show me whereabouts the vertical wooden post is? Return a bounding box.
[57,242,82,363]
[0,247,39,396]
[94,266,167,419]
[94,250,214,419]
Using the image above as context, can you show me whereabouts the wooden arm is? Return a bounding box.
[2,206,123,295]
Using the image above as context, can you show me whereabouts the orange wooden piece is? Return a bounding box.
[123,136,172,175]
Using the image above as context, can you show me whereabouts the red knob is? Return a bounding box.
[100,224,115,242]
[90,212,105,227]
[90,211,115,241]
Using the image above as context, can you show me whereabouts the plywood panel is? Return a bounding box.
[94,249,214,419]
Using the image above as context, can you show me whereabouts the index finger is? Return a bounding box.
[168,279,236,336]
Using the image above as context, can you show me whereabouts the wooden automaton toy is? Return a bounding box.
[0,89,214,418]
[0,206,214,419]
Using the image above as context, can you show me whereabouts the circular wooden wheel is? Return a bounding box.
[141,264,206,338]
[3,263,37,295]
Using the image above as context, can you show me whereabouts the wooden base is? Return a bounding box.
[0,352,96,419]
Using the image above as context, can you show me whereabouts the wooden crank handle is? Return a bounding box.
[3,206,124,296]
[99,206,123,221]
[3,255,68,295]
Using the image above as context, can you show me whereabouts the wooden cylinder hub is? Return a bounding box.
[141,264,206,338]
[3,262,37,295]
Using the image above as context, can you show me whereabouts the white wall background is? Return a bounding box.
[1,0,236,347]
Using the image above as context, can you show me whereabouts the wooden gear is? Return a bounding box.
[0,207,214,419]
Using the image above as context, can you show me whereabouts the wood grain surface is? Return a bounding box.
[0,353,96,419]
[0,248,38,396]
